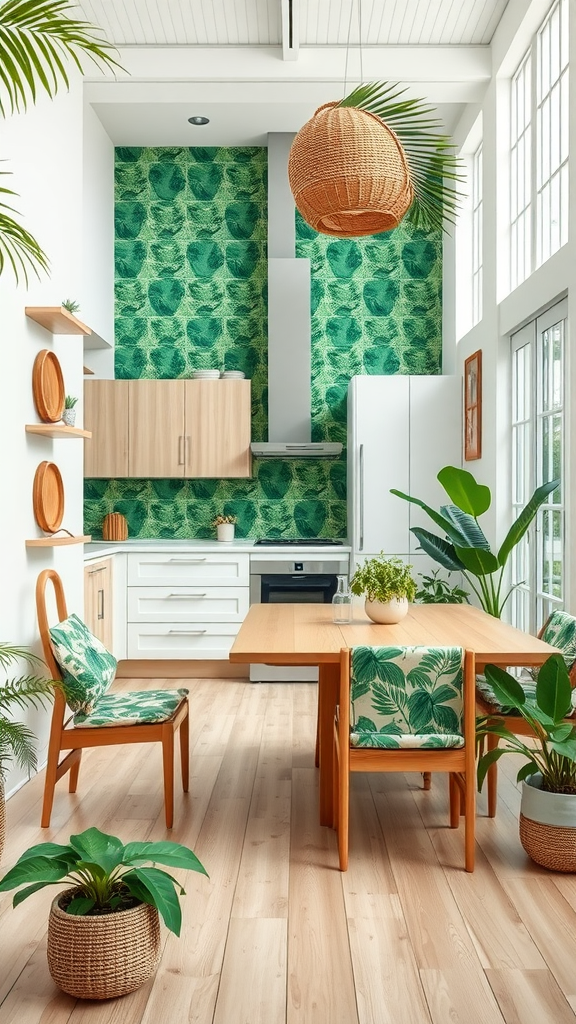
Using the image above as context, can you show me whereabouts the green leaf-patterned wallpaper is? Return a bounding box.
[84,145,442,540]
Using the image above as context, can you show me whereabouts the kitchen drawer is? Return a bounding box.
[127,586,249,623]
[127,622,242,660]
[127,552,249,588]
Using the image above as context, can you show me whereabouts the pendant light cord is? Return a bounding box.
[343,0,364,97]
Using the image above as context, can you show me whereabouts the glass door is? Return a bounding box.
[510,298,566,632]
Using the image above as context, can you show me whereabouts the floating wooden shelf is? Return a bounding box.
[26,424,92,439]
[26,535,92,548]
[83,365,95,375]
[25,306,91,336]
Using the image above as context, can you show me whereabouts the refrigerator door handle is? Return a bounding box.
[359,443,364,551]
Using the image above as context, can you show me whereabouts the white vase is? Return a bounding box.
[62,408,76,427]
[364,597,409,624]
[217,523,235,543]
[519,773,576,872]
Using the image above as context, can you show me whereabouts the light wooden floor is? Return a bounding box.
[2,675,576,1024]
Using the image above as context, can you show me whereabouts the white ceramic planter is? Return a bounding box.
[62,408,76,427]
[217,523,235,543]
[519,773,576,872]
[364,597,409,624]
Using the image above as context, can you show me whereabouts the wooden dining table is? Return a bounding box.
[228,602,556,826]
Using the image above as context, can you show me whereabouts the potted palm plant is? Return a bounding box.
[391,465,559,618]
[477,654,576,871]
[350,553,416,624]
[0,644,54,862]
[0,825,208,999]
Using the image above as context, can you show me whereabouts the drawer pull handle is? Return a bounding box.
[168,558,207,563]
[168,629,207,635]
[168,593,207,598]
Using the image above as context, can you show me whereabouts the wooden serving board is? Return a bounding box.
[32,350,65,422]
[33,461,64,532]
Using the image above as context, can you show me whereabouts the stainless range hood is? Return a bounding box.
[250,134,342,460]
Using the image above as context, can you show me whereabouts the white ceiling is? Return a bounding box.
[77,1,506,145]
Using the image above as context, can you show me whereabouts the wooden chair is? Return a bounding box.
[334,645,476,872]
[36,568,189,829]
[476,610,576,817]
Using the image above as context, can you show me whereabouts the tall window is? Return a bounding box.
[472,143,483,326]
[510,0,569,290]
[510,299,566,633]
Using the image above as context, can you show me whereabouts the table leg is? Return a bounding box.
[318,663,339,827]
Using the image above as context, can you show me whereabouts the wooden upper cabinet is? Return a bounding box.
[128,379,185,478]
[84,380,129,477]
[185,379,251,478]
[85,378,252,479]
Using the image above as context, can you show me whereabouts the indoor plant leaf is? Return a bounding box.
[535,653,572,720]
[122,840,208,875]
[68,827,125,873]
[0,854,71,893]
[497,478,560,567]
[439,505,491,550]
[390,488,471,547]
[437,466,491,517]
[126,866,183,936]
[453,545,500,576]
[410,528,466,572]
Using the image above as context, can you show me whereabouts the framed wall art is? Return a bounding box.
[464,349,482,461]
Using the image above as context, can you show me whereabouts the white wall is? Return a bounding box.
[0,75,89,797]
[82,101,115,376]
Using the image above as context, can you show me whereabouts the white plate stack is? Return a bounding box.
[192,369,220,379]
[221,370,246,379]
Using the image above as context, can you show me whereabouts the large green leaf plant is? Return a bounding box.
[0,826,208,936]
[0,643,54,781]
[0,0,121,283]
[391,465,559,618]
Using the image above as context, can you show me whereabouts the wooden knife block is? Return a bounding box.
[102,512,128,541]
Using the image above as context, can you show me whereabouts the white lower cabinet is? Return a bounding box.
[126,551,249,659]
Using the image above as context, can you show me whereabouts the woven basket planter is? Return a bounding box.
[288,102,413,238]
[519,774,576,872]
[0,778,5,864]
[47,891,161,999]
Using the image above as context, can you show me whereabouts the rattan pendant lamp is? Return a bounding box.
[288,2,462,238]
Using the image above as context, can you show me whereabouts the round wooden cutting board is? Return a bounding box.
[33,462,64,532]
[32,350,65,422]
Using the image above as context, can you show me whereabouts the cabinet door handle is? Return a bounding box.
[168,629,207,635]
[359,442,364,551]
[168,593,207,598]
[88,568,103,576]
[178,435,185,465]
[97,589,104,620]
[185,435,191,467]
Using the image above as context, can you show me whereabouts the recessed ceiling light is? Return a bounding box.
[188,115,210,126]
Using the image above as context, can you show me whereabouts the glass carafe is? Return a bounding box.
[332,575,352,623]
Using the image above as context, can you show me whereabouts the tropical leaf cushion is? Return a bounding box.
[349,645,465,749]
[73,688,188,728]
[49,614,117,714]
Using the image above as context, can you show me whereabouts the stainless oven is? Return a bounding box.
[249,552,349,682]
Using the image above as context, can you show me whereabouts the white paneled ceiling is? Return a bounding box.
[78,0,509,47]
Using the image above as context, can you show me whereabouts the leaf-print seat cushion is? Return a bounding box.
[49,614,117,714]
[349,645,465,749]
[476,610,576,715]
[73,688,189,728]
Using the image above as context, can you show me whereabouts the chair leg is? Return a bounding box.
[41,732,62,828]
[449,774,460,827]
[422,771,431,790]
[180,709,189,793]
[464,771,476,872]
[162,725,175,829]
[487,733,499,818]
[337,750,349,872]
[314,708,320,768]
[69,751,82,793]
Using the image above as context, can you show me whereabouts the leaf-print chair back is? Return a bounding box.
[36,569,190,831]
[540,610,576,674]
[350,645,465,749]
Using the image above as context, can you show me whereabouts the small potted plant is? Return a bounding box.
[0,825,208,999]
[212,514,237,543]
[0,644,54,863]
[61,299,80,314]
[350,552,416,624]
[477,655,576,871]
[415,569,469,604]
[62,395,78,427]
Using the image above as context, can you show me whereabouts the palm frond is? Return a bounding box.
[0,172,49,283]
[0,675,54,714]
[0,0,122,116]
[0,718,38,774]
[0,641,43,671]
[338,80,465,232]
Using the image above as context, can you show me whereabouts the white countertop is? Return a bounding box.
[84,539,351,559]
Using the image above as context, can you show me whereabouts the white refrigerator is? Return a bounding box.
[347,374,463,582]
